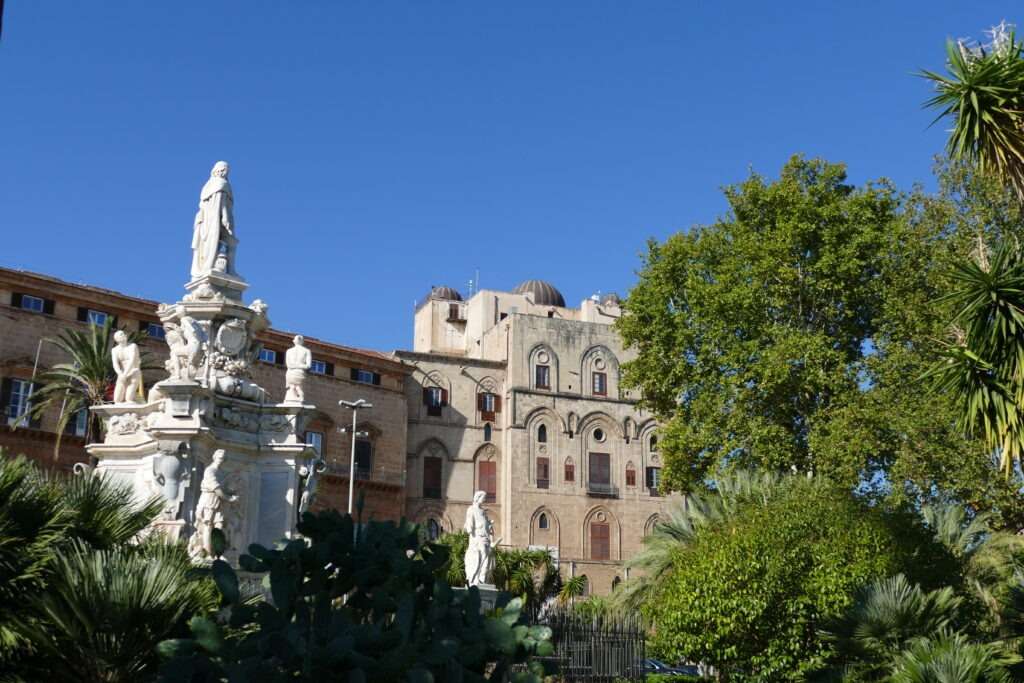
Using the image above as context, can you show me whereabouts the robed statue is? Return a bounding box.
[464,490,498,587]
[189,449,238,560]
[191,161,235,278]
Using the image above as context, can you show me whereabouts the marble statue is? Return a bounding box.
[464,490,498,587]
[111,330,143,403]
[191,161,235,278]
[189,449,238,560]
[284,335,312,403]
[152,449,188,519]
[297,455,325,517]
[165,317,203,381]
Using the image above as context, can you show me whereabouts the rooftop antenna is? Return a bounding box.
[475,268,480,294]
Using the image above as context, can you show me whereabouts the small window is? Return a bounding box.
[535,365,551,389]
[592,372,607,396]
[424,387,447,417]
[258,348,277,363]
[146,323,166,340]
[547,310,555,318]
[354,438,372,479]
[650,435,658,452]
[352,368,380,385]
[646,466,662,494]
[537,457,549,489]
[625,466,636,488]
[5,379,34,427]
[483,423,492,442]
[20,294,44,313]
[564,459,575,483]
[305,431,323,454]
[427,518,442,541]
[593,428,605,443]
[423,456,442,499]
[479,460,496,502]
[310,360,328,375]
[537,424,547,443]
[478,392,500,421]
[538,513,549,530]
[87,310,108,327]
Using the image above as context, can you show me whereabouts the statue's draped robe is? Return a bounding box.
[464,505,491,586]
[191,176,233,278]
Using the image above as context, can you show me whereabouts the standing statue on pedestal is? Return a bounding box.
[189,449,238,560]
[464,490,498,587]
[191,161,235,278]
[111,330,142,403]
[297,455,325,518]
[284,335,312,403]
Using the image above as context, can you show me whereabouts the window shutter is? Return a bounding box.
[11,293,22,307]
[372,372,381,386]
[43,299,55,315]
[477,393,485,411]
[28,383,42,429]
[138,320,148,333]
[325,362,335,376]
[275,350,284,365]
[77,307,88,322]
[350,368,359,381]
[494,395,502,413]
[422,387,431,405]
[441,388,449,406]
[0,378,11,411]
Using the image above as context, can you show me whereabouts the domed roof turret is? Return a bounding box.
[512,280,566,308]
[600,292,621,306]
[428,286,463,302]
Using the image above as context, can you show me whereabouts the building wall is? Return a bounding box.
[0,268,411,520]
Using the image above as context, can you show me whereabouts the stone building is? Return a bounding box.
[398,280,673,594]
[0,266,410,520]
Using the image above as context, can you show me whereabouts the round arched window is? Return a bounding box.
[484,423,492,442]
[538,513,549,529]
[427,518,441,541]
[538,424,548,443]
[593,428,605,443]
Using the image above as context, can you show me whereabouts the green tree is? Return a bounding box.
[645,475,956,682]
[889,632,1018,683]
[618,156,952,493]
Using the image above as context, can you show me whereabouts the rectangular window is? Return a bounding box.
[5,379,33,428]
[478,392,500,422]
[86,309,109,327]
[535,365,550,389]
[479,460,496,502]
[305,431,323,454]
[626,468,636,487]
[424,387,447,417]
[259,348,278,363]
[536,457,549,489]
[589,452,610,486]
[20,294,44,312]
[66,408,88,437]
[351,368,380,385]
[310,360,328,375]
[646,466,662,494]
[591,522,610,561]
[146,322,166,340]
[592,372,607,396]
[423,456,442,499]
[354,439,373,480]
[564,461,575,483]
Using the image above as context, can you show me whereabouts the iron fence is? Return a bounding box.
[532,606,645,682]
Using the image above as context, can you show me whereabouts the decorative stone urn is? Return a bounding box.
[86,162,317,563]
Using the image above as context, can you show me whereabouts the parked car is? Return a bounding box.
[642,658,699,676]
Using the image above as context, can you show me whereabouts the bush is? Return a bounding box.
[159,510,553,682]
[646,477,957,682]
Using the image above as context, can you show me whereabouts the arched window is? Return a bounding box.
[537,424,547,443]
[538,513,548,529]
[564,457,575,483]
[625,462,637,488]
[612,576,621,589]
[650,435,658,452]
[483,423,492,442]
[427,518,441,541]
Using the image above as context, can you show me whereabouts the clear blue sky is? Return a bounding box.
[1,2,1016,351]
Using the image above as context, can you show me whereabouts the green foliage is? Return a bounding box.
[558,574,588,604]
[889,631,1019,683]
[921,24,1024,200]
[159,510,552,682]
[617,156,955,493]
[645,475,956,682]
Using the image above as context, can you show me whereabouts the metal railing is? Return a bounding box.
[586,482,618,498]
[531,606,645,682]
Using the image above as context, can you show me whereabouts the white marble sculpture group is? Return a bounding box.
[86,162,319,563]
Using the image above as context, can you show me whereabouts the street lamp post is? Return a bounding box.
[338,398,373,515]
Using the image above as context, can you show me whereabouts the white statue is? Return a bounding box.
[189,449,238,560]
[298,456,325,517]
[165,317,203,381]
[111,330,142,403]
[464,490,498,587]
[191,161,235,278]
[284,335,312,403]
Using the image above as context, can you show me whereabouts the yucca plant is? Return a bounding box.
[922,23,1024,200]
[558,574,588,605]
[18,318,155,457]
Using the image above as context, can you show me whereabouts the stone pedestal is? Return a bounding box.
[455,584,502,613]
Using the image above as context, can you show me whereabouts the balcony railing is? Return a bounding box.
[647,486,662,497]
[537,479,549,490]
[423,487,442,500]
[586,481,618,498]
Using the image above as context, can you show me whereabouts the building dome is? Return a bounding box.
[512,280,566,307]
[428,286,463,301]
[600,292,621,306]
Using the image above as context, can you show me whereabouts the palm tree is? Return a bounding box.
[18,318,153,457]
[922,23,1024,199]
[889,631,1019,683]
[615,469,786,610]
[816,574,962,681]
[558,575,588,605]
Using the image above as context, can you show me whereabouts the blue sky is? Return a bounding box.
[1,2,1016,350]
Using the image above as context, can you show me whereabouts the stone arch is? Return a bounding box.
[582,505,621,561]
[523,406,568,435]
[581,345,620,399]
[415,504,454,539]
[638,420,660,468]
[476,374,499,394]
[528,343,559,392]
[415,437,451,461]
[625,460,637,488]
[529,506,560,548]
[644,513,661,537]
[578,411,624,440]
